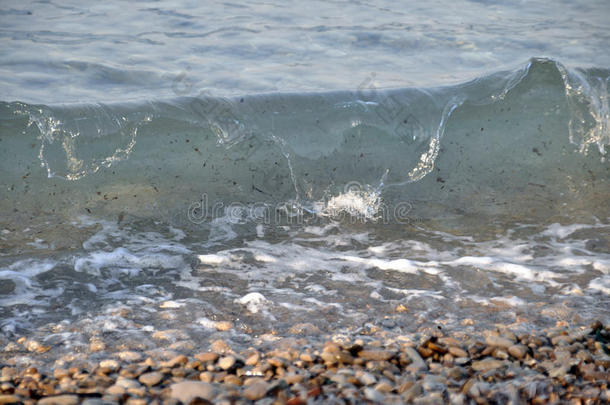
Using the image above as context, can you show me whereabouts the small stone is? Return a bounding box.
[118,351,142,362]
[284,373,303,384]
[199,371,213,383]
[89,340,105,352]
[299,353,315,362]
[402,382,423,402]
[268,357,288,368]
[169,381,218,403]
[358,350,393,361]
[449,347,468,358]
[245,352,260,366]
[471,358,506,372]
[508,344,527,359]
[243,380,268,401]
[374,381,393,393]
[288,323,321,335]
[493,349,509,360]
[439,337,460,346]
[575,349,592,362]
[138,372,164,387]
[216,321,233,331]
[422,375,447,392]
[81,400,106,405]
[224,375,242,386]
[161,354,188,368]
[446,366,468,381]
[115,376,140,389]
[218,355,236,370]
[152,329,188,341]
[404,347,427,372]
[467,381,490,398]
[321,351,353,365]
[37,395,79,405]
[329,374,347,385]
[0,395,22,405]
[53,368,70,379]
[125,399,147,405]
[105,385,125,396]
[195,352,219,363]
[548,366,567,378]
[420,392,445,404]
[99,359,120,372]
[210,339,232,354]
[356,371,377,386]
[454,357,470,366]
[427,342,448,354]
[364,387,385,403]
[461,318,475,326]
[551,335,573,346]
[485,335,514,349]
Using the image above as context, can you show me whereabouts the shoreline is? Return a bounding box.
[1,321,608,404]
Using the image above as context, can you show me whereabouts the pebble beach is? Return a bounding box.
[2,1,609,404]
[1,320,608,404]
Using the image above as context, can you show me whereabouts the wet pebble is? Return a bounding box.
[169,381,218,403]
[243,379,268,400]
[138,371,164,387]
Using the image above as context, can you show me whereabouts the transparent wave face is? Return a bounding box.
[1,59,609,233]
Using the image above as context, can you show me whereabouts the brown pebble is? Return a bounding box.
[471,358,506,372]
[323,342,341,353]
[268,357,288,368]
[195,352,219,363]
[508,344,528,360]
[89,340,105,352]
[218,356,236,370]
[245,352,260,366]
[358,350,393,361]
[199,371,213,383]
[417,346,434,358]
[117,351,142,362]
[449,346,468,358]
[125,399,147,405]
[284,373,303,384]
[53,368,70,380]
[0,395,22,405]
[223,375,242,386]
[37,395,79,405]
[299,353,315,362]
[485,335,514,349]
[493,349,509,360]
[99,359,120,372]
[374,381,393,393]
[210,339,232,354]
[427,342,448,354]
[138,372,164,387]
[216,321,233,331]
[243,379,268,400]
[161,355,188,368]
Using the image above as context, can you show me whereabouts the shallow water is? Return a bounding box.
[1,0,609,368]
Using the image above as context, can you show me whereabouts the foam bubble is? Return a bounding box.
[235,292,269,313]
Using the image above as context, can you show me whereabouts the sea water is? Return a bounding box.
[0,0,609,367]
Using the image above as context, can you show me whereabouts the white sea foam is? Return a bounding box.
[235,292,269,313]
[198,254,228,265]
[588,277,610,294]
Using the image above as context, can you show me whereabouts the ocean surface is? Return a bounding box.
[1,0,609,367]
